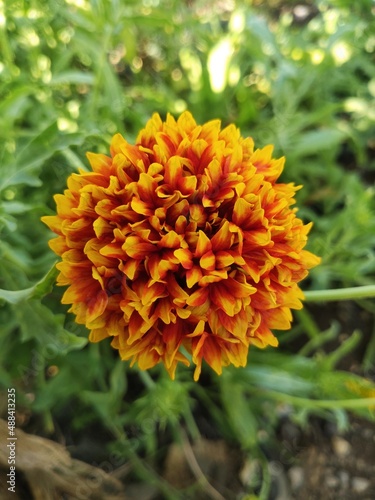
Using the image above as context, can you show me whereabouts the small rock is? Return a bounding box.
[338,470,349,488]
[326,475,339,488]
[332,436,351,458]
[362,428,372,439]
[239,458,261,487]
[288,466,304,491]
[269,462,292,500]
[352,477,370,493]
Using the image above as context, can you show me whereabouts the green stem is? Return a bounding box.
[258,451,271,500]
[183,405,201,442]
[109,423,184,500]
[304,285,375,303]
[294,308,320,339]
[138,370,156,389]
[298,321,340,357]
[254,389,375,410]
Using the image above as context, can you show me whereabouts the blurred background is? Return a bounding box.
[0,0,375,499]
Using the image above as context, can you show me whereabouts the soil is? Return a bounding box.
[278,417,375,500]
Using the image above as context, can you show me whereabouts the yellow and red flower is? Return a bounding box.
[42,112,320,380]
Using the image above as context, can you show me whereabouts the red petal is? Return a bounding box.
[186,287,209,307]
[86,289,108,324]
[210,220,231,251]
[86,152,112,175]
[186,266,203,288]
[174,248,193,269]
[200,251,215,271]
[210,283,237,316]
[195,230,211,257]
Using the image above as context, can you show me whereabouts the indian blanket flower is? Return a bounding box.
[42,111,320,380]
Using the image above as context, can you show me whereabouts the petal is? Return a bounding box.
[86,289,108,324]
[164,156,182,188]
[215,251,234,268]
[200,251,215,271]
[232,198,252,227]
[53,193,76,218]
[86,152,112,175]
[119,258,141,280]
[131,197,153,216]
[162,321,185,368]
[210,283,237,316]
[110,133,128,157]
[41,215,62,234]
[300,250,321,269]
[244,228,271,246]
[195,230,212,257]
[210,220,232,251]
[93,217,113,238]
[177,111,197,134]
[158,230,182,249]
[128,312,152,341]
[123,236,156,259]
[191,334,223,380]
[186,287,209,307]
[138,172,158,202]
[174,248,193,270]
[89,328,110,342]
[186,266,203,288]
[48,236,68,255]
[140,281,167,306]
[167,273,189,307]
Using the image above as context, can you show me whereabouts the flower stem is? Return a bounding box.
[304,285,375,303]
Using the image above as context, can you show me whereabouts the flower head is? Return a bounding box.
[42,112,320,380]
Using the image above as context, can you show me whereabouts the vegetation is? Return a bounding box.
[1,0,374,498]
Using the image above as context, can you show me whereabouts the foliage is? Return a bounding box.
[1,0,375,498]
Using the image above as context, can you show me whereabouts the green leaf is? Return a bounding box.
[1,201,34,215]
[292,129,347,157]
[0,123,85,190]
[109,360,127,401]
[221,375,258,449]
[0,288,35,305]
[50,70,95,85]
[0,263,58,304]
[242,364,315,396]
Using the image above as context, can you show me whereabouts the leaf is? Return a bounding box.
[0,287,34,305]
[0,84,34,120]
[221,375,258,449]
[0,263,58,305]
[292,129,347,157]
[242,364,315,396]
[32,264,60,299]
[109,360,128,401]
[0,418,126,499]
[0,123,85,191]
[246,14,280,56]
[1,201,34,215]
[50,70,95,85]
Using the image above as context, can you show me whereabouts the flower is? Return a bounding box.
[42,111,320,380]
